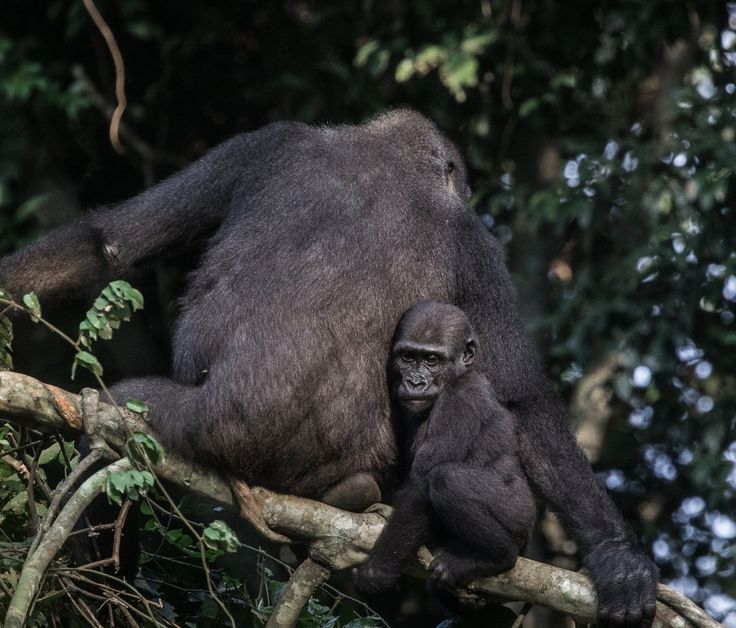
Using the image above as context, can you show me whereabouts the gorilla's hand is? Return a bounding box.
[353,560,401,595]
[583,540,658,627]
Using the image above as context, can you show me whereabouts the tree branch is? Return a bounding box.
[0,371,720,627]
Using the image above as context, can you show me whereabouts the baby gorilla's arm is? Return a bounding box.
[353,481,431,594]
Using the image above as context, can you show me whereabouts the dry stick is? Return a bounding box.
[266,558,331,628]
[0,438,43,457]
[60,578,104,628]
[112,499,133,573]
[58,570,163,627]
[24,439,43,535]
[4,458,132,628]
[82,0,127,154]
[0,371,721,628]
[117,604,141,628]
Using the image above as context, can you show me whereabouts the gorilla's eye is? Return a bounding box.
[401,352,412,363]
[425,354,439,366]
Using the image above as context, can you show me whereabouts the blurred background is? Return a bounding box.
[0,1,734,626]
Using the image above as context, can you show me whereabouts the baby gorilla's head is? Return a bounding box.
[390,301,477,415]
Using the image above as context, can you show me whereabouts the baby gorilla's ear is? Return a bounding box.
[462,338,476,366]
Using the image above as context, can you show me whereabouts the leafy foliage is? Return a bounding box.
[105,467,155,505]
[202,520,239,554]
[72,280,144,378]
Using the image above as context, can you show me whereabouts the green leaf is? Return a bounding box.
[101,286,118,302]
[202,520,239,553]
[73,351,103,378]
[22,292,41,321]
[78,281,144,350]
[139,500,153,515]
[85,310,105,330]
[518,97,541,118]
[105,469,154,505]
[551,72,577,89]
[126,399,149,415]
[2,491,28,514]
[354,40,380,68]
[15,193,53,222]
[125,431,163,467]
[38,443,61,465]
[93,296,109,310]
[128,287,144,311]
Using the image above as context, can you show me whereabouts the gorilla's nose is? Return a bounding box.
[406,377,427,391]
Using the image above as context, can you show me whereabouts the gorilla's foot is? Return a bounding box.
[320,472,381,512]
[230,478,291,543]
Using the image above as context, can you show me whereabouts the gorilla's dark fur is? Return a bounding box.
[355,301,536,593]
[0,110,657,626]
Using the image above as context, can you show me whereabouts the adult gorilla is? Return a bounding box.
[0,110,656,626]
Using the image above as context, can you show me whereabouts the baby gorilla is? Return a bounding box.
[355,301,537,593]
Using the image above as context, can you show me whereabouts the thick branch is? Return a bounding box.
[0,371,720,627]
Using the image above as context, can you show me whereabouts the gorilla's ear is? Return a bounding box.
[462,339,476,366]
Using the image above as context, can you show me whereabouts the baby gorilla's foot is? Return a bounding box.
[429,551,496,588]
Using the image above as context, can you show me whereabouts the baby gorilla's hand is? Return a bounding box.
[353,560,401,595]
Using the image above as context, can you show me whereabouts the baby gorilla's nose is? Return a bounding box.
[407,376,428,391]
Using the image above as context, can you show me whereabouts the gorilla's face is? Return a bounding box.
[390,303,476,416]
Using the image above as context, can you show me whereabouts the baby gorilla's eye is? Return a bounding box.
[425,354,439,366]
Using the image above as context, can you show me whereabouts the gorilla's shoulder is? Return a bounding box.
[363,108,438,133]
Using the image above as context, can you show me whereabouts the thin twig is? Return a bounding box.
[81,0,127,154]
[0,438,43,457]
[55,568,167,627]
[71,66,184,168]
[76,557,116,571]
[60,577,105,628]
[24,438,44,535]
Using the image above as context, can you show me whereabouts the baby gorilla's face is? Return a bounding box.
[390,301,477,416]
[391,337,474,415]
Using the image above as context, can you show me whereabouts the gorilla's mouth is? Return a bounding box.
[400,398,435,413]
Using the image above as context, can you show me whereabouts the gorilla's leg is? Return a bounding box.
[426,464,533,587]
[320,472,381,512]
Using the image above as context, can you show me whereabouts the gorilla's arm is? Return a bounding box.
[457,220,657,627]
[0,127,288,300]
